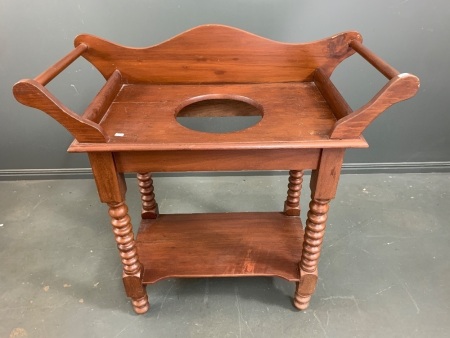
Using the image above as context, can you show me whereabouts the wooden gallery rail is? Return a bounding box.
[13,25,419,314]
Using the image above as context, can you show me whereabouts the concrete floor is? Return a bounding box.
[1,173,449,337]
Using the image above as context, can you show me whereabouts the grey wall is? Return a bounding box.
[1,0,449,176]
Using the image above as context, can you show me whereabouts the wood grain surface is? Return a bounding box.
[12,24,420,314]
[75,25,360,83]
[136,212,304,283]
[72,82,356,151]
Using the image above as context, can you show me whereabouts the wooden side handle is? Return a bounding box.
[349,40,400,79]
[13,79,108,142]
[13,44,118,143]
[329,40,420,139]
[35,44,88,86]
[330,73,419,139]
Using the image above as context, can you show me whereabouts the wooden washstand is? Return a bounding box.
[13,25,419,314]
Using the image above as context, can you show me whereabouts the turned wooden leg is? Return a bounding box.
[292,149,344,310]
[294,198,330,310]
[137,172,159,219]
[284,170,304,216]
[108,201,149,314]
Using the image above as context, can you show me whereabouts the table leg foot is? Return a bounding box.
[293,270,318,310]
[294,293,311,310]
[132,294,150,314]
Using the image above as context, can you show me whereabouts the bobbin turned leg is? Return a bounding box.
[89,153,149,314]
[284,170,304,216]
[108,201,149,313]
[137,172,159,219]
[294,149,345,310]
[294,198,329,309]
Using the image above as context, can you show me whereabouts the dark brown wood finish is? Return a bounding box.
[108,201,149,314]
[314,68,353,120]
[294,148,345,310]
[88,152,149,313]
[136,173,159,219]
[136,212,304,283]
[75,25,360,83]
[330,74,420,139]
[329,40,419,138]
[114,149,321,173]
[13,79,109,143]
[82,70,122,124]
[92,82,339,149]
[13,24,419,314]
[284,170,304,216]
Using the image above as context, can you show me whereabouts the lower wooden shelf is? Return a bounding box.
[136,212,304,284]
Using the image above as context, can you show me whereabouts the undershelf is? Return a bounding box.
[136,212,304,283]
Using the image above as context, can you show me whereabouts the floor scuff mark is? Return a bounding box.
[313,311,328,337]
[402,282,420,314]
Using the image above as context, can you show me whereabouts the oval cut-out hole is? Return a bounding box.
[175,96,263,133]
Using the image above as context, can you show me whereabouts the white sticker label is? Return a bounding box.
[114,133,125,137]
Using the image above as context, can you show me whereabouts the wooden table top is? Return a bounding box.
[69,82,368,152]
